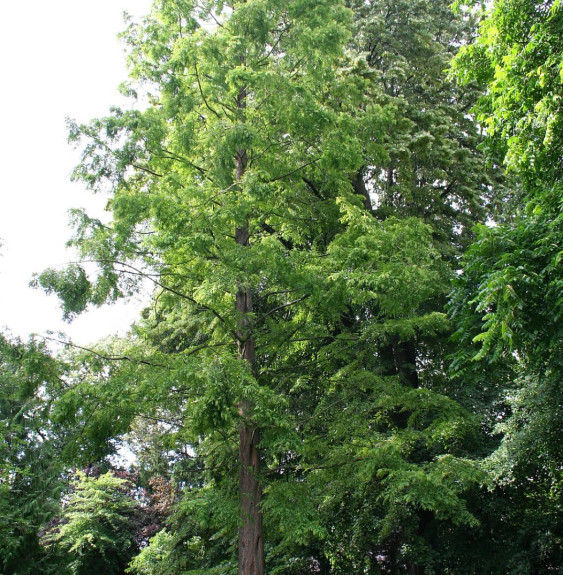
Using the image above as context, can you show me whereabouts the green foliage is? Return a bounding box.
[454,0,563,185]
[449,198,563,572]
[127,529,175,575]
[349,0,498,256]
[452,202,562,363]
[0,333,67,575]
[31,265,93,321]
[450,0,563,571]
[47,341,146,465]
[43,471,139,575]
[33,0,502,573]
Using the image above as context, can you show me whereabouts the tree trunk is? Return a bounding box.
[235,269,264,575]
[352,167,373,213]
[234,74,264,571]
[392,335,419,388]
[406,562,424,575]
[238,401,264,575]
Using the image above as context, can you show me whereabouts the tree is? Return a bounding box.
[37,1,372,572]
[0,333,66,575]
[42,471,139,575]
[348,0,499,258]
[449,0,563,571]
[283,2,495,571]
[35,1,494,573]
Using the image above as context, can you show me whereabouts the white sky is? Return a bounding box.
[0,0,153,345]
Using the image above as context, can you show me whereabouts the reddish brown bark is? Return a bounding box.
[238,404,264,575]
[234,96,264,572]
[235,231,264,574]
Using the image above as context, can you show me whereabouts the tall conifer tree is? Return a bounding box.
[37,0,490,572]
[39,1,373,571]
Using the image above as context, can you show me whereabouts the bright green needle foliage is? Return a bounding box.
[34,1,489,573]
[42,472,138,575]
[348,0,500,257]
[127,529,175,575]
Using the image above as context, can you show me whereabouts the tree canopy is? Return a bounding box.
[2,0,561,574]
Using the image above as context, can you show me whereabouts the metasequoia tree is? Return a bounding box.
[39,0,372,572]
[287,2,493,571]
[38,0,487,573]
[345,0,495,398]
[348,0,494,257]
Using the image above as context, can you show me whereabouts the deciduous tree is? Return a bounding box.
[35,1,495,573]
[450,0,563,570]
[42,471,139,575]
[0,333,66,575]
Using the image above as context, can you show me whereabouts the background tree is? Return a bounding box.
[279,1,496,572]
[348,0,499,256]
[42,471,139,575]
[0,333,66,575]
[449,0,563,571]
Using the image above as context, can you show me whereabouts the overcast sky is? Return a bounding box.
[0,0,153,345]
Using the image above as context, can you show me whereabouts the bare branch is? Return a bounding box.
[255,294,310,324]
[37,335,170,369]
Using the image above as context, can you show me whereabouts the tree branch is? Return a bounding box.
[194,59,222,119]
[37,336,170,369]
